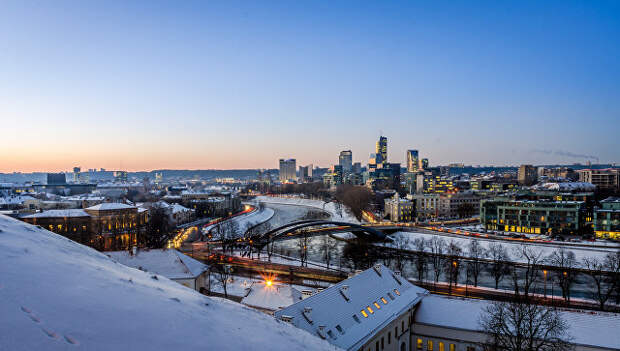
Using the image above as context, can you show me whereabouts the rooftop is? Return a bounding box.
[85,203,136,211]
[275,264,428,350]
[21,209,90,219]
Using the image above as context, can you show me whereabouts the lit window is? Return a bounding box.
[439,342,444,351]
[367,306,374,314]
[428,340,433,351]
[394,289,401,296]
[381,297,388,304]
[450,344,455,351]
[374,302,381,309]
[417,338,423,350]
[361,310,368,318]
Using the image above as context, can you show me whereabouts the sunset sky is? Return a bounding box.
[1,1,619,172]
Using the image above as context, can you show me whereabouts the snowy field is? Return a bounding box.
[0,215,335,351]
[256,196,359,223]
[388,231,618,268]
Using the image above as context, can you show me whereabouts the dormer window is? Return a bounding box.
[394,288,401,296]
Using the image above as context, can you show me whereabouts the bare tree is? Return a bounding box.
[445,240,462,293]
[212,264,233,298]
[297,230,310,267]
[547,248,578,302]
[487,242,511,290]
[479,299,573,351]
[467,239,486,287]
[511,245,544,299]
[583,252,620,310]
[320,235,338,268]
[392,233,411,273]
[413,237,428,282]
[427,237,446,288]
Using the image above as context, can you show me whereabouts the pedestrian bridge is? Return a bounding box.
[252,220,391,248]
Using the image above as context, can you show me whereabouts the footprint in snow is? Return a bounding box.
[41,327,59,340]
[64,334,79,345]
[170,297,181,303]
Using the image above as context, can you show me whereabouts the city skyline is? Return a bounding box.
[2,1,620,172]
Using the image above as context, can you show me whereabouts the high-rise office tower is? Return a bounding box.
[352,162,362,174]
[406,150,419,173]
[518,164,538,185]
[339,150,353,175]
[375,136,387,169]
[279,158,297,182]
[420,158,429,170]
[73,167,81,183]
[369,153,377,171]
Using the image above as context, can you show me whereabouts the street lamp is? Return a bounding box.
[543,270,547,298]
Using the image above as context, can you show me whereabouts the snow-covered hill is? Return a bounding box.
[0,215,336,351]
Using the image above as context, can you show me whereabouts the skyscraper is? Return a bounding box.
[279,158,297,182]
[406,150,419,173]
[375,136,387,169]
[518,164,538,185]
[420,158,429,170]
[339,150,353,175]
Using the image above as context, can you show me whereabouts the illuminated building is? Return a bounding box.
[20,203,148,251]
[384,193,414,222]
[420,158,429,170]
[279,158,297,182]
[406,150,419,173]
[480,199,590,236]
[576,168,620,192]
[275,264,426,351]
[593,197,620,240]
[518,164,538,185]
[339,150,353,175]
[376,136,388,169]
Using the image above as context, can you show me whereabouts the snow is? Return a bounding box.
[203,206,275,236]
[256,196,359,223]
[105,249,207,279]
[21,209,90,218]
[241,283,303,312]
[85,203,135,211]
[0,214,337,351]
[388,231,618,268]
[0,195,36,205]
[415,295,620,350]
[531,182,596,192]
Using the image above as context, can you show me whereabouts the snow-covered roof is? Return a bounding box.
[242,283,303,312]
[21,209,90,218]
[0,215,335,351]
[106,249,207,280]
[85,203,136,211]
[531,182,596,192]
[0,195,36,205]
[275,264,428,350]
[414,295,620,350]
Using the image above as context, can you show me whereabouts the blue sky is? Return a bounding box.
[1,0,618,171]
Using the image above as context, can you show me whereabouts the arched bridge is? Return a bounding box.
[252,220,391,248]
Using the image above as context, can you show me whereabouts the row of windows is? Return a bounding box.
[360,290,399,318]
[366,315,410,351]
[416,338,475,351]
